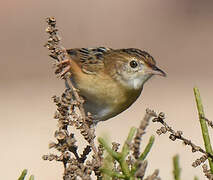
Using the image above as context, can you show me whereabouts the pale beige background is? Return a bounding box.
[1,0,213,179]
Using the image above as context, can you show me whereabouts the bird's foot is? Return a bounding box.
[55,59,72,78]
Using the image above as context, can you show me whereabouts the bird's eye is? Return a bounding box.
[129,60,138,68]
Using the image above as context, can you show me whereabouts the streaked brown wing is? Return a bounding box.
[66,47,112,74]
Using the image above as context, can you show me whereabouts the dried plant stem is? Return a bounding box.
[64,73,86,119]
[133,109,154,159]
[65,73,99,163]
[202,164,213,179]
[173,155,181,180]
[194,87,213,173]
[44,17,103,179]
[153,111,213,165]
[44,17,160,179]
[144,169,160,180]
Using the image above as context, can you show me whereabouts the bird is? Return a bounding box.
[57,47,166,124]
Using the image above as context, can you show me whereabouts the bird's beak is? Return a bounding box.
[147,65,167,77]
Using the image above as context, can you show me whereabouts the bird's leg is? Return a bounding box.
[56,59,72,77]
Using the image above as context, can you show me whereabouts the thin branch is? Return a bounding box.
[144,169,160,180]
[133,109,156,159]
[152,112,213,162]
[44,17,101,179]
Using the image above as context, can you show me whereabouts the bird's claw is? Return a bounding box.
[55,59,72,77]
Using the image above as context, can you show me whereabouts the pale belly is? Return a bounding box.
[80,83,143,123]
[67,67,143,123]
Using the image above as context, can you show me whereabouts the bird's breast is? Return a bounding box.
[77,75,142,121]
[69,61,142,121]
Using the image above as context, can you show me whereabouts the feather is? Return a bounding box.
[66,47,112,74]
[120,48,156,67]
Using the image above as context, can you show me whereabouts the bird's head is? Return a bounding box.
[113,48,166,90]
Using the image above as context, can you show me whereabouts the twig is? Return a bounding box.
[202,164,213,180]
[65,73,100,164]
[203,117,213,129]
[134,160,148,179]
[152,111,213,166]
[133,109,156,159]
[43,17,101,179]
[44,17,161,180]
[144,169,160,180]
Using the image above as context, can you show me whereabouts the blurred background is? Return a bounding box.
[1,0,213,179]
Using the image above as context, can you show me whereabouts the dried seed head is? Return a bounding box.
[146,108,157,117]
[158,112,165,119]
[42,155,48,160]
[135,160,148,179]
[49,141,57,149]
[112,142,120,152]
[192,155,208,167]
[46,17,56,24]
[54,111,60,119]
[175,131,183,137]
[55,130,66,140]
[169,134,176,141]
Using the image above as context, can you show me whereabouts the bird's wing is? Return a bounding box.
[66,47,112,74]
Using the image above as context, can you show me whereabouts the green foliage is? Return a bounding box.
[16,87,213,179]
[138,136,155,161]
[170,88,213,180]
[194,87,213,173]
[131,136,155,175]
[98,127,155,179]
[173,155,181,180]
[18,169,34,180]
[194,176,199,180]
